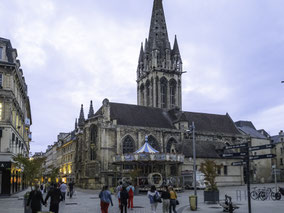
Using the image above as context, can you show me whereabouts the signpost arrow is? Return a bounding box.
[222,152,247,158]
[225,143,248,150]
[231,161,246,166]
[249,144,275,151]
[249,154,276,160]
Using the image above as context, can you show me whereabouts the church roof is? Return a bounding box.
[92,102,242,136]
[109,102,174,129]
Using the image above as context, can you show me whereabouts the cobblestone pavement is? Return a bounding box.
[0,183,284,213]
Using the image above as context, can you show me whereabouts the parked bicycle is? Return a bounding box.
[271,187,284,201]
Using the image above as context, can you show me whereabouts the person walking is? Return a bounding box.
[147,185,160,213]
[126,182,134,210]
[59,182,67,201]
[40,184,44,194]
[169,186,177,213]
[120,186,129,213]
[116,181,123,208]
[27,184,45,213]
[99,185,113,213]
[68,181,75,198]
[161,185,170,213]
[44,183,63,213]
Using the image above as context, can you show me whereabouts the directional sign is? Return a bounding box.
[231,161,247,166]
[249,154,276,160]
[222,152,247,157]
[225,143,248,150]
[249,144,275,151]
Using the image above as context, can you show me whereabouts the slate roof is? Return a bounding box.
[271,135,284,144]
[183,112,241,135]
[0,37,16,64]
[179,140,234,159]
[235,121,267,139]
[109,102,174,129]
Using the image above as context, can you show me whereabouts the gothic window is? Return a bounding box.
[146,80,150,106]
[140,83,145,105]
[156,77,159,106]
[123,136,135,154]
[90,125,97,144]
[160,78,168,108]
[148,135,160,151]
[90,148,96,161]
[166,138,177,153]
[169,79,177,108]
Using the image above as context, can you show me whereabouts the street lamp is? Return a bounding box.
[186,121,197,197]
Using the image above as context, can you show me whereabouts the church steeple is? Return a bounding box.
[78,104,85,128]
[137,0,183,110]
[88,100,94,118]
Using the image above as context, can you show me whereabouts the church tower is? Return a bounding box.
[137,0,183,110]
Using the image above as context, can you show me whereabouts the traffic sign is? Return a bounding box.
[231,161,247,166]
[222,152,247,157]
[249,144,275,151]
[225,143,248,150]
[249,154,276,160]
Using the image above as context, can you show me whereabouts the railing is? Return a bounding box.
[113,153,184,163]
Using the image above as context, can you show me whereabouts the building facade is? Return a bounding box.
[271,130,284,181]
[0,37,32,195]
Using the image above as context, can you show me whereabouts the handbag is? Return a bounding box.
[176,199,179,205]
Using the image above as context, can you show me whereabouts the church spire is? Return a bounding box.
[138,43,144,62]
[75,118,78,130]
[172,35,180,56]
[148,0,169,53]
[88,100,94,118]
[78,104,85,128]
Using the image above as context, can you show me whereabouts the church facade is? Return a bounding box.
[74,0,246,189]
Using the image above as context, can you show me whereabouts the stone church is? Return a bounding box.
[74,0,246,189]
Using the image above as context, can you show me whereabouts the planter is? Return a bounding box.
[204,190,219,203]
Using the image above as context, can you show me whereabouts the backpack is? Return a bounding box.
[153,192,162,203]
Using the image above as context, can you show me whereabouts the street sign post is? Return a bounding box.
[225,143,248,150]
[231,161,246,166]
[222,152,247,157]
[249,154,276,160]
[249,144,275,151]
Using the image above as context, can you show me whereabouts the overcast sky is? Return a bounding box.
[1,0,283,153]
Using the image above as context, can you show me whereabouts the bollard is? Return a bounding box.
[189,195,198,211]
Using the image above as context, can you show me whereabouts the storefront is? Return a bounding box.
[0,161,11,195]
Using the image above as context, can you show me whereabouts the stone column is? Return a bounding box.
[157,79,161,108]
[153,77,157,108]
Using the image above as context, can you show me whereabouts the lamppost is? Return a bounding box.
[186,121,197,196]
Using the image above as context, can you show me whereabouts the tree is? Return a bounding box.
[199,160,221,191]
[48,165,60,183]
[13,154,46,190]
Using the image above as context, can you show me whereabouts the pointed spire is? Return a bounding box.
[148,0,169,53]
[78,104,85,128]
[144,38,149,53]
[172,35,180,55]
[75,118,78,130]
[138,43,144,62]
[88,100,94,118]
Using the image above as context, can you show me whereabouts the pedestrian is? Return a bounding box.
[169,186,177,213]
[161,185,170,213]
[147,185,161,213]
[68,181,75,198]
[59,181,67,201]
[99,185,113,213]
[44,183,63,213]
[40,184,44,194]
[126,182,134,210]
[27,184,45,213]
[120,186,129,213]
[116,181,123,208]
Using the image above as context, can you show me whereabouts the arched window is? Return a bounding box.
[166,138,177,153]
[169,79,177,108]
[146,80,150,106]
[160,78,168,108]
[90,125,97,144]
[140,83,145,105]
[148,135,160,151]
[123,136,135,154]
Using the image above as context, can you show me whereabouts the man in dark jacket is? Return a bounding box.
[68,181,75,198]
[45,183,63,213]
[27,185,45,213]
[120,186,129,213]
